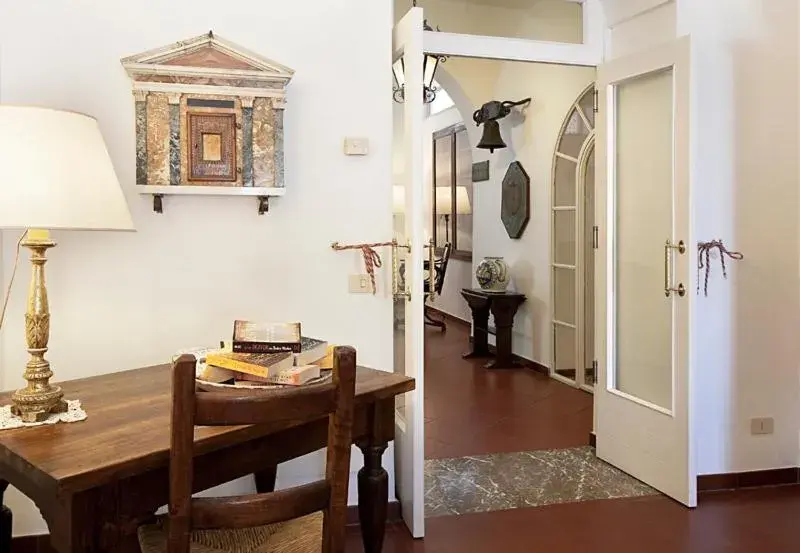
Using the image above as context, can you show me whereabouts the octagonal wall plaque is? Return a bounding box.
[501,161,531,239]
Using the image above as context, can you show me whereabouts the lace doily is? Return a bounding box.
[0,399,87,430]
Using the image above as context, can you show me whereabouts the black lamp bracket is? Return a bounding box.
[473,98,532,126]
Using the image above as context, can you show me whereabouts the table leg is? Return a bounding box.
[254,467,278,493]
[357,442,388,553]
[0,480,11,553]
[461,293,491,359]
[50,485,154,553]
[487,298,524,369]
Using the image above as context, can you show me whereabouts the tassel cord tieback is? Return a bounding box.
[696,240,743,296]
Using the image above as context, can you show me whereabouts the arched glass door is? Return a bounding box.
[551,85,596,391]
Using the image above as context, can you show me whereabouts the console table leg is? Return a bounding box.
[488,321,516,368]
[486,296,525,369]
[357,442,388,553]
[461,291,492,359]
[0,480,11,553]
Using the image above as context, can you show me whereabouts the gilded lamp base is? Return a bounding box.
[10,229,68,423]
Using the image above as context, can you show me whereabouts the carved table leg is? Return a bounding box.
[0,480,11,553]
[461,291,492,359]
[254,466,278,493]
[357,442,388,553]
[486,296,526,369]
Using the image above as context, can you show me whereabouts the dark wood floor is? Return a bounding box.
[347,486,800,552]
[423,320,594,459]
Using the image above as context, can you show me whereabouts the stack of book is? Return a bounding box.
[187,320,332,387]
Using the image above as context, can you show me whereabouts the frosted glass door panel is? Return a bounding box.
[613,68,674,410]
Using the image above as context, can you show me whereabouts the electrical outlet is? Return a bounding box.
[348,274,373,294]
[750,417,774,435]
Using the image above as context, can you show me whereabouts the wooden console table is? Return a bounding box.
[0,364,414,553]
[461,288,527,369]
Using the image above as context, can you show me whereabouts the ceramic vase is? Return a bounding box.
[475,256,510,292]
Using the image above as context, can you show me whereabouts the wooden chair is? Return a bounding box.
[138,346,357,553]
[424,242,452,331]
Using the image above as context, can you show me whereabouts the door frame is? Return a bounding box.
[393,0,607,539]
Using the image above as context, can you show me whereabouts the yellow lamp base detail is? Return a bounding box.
[10,229,68,423]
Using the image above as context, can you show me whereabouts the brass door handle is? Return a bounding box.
[664,239,686,297]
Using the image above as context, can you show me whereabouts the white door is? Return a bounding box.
[595,36,695,506]
[392,6,426,538]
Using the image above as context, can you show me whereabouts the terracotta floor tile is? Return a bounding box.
[347,487,800,553]
[424,322,593,459]
[351,321,800,552]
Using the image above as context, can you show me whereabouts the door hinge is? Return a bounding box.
[593,89,599,114]
[592,225,599,249]
[592,359,598,379]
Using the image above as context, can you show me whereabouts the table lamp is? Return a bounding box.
[435,186,471,243]
[0,106,134,422]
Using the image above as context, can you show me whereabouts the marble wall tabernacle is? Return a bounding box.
[122,32,293,189]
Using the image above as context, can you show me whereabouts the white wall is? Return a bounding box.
[602,0,800,476]
[606,0,676,59]
[680,0,800,476]
[0,0,394,536]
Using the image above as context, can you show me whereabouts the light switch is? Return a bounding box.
[750,417,774,435]
[349,274,373,294]
[344,137,369,156]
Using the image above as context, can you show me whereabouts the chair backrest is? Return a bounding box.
[169,346,357,553]
[434,242,452,295]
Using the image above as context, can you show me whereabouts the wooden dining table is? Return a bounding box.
[0,363,414,553]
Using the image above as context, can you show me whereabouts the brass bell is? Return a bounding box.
[476,120,506,153]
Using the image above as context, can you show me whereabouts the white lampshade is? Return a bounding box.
[435,186,472,215]
[0,106,134,231]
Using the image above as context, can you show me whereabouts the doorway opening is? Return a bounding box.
[392,3,696,537]
[412,58,656,519]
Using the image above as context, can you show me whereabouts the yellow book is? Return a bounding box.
[205,351,293,378]
[198,364,236,383]
[315,345,337,370]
